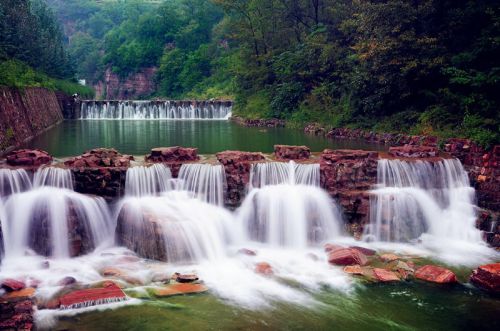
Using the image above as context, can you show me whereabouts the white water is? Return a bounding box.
[0,168,31,198]
[34,167,74,190]
[80,100,232,120]
[176,163,225,205]
[1,187,113,259]
[250,161,320,188]
[125,164,173,197]
[363,158,495,265]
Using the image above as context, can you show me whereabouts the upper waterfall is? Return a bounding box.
[80,100,232,120]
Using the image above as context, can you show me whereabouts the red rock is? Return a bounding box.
[65,148,133,168]
[145,146,199,163]
[255,262,274,275]
[153,283,208,297]
[59,283,126,309]
[14,301,33,314]
[415,265,457,284]
[1,288,36,301]
[2,279,26,292]
[388,145,438,158]
[350,246,376,256]
[6,149,52,167]
[470,263,500,293]
[373,268,400,282]
[343,265,363,275]
[238,248,257,256]
[274,145,311,160]
[328,248,368,266]
[380,253,400,262]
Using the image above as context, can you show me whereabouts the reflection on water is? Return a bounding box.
[25,120,386,157]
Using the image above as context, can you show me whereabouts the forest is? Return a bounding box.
[1,0,499,146]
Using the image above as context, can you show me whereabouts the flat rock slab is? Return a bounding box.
[415,265,457,284]
[1,288,36,301]
[328,248,368,266]
[59,283,127,309]
[153,283,208,297]
[373,268,400,282]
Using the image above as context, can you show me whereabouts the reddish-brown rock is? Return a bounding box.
[1,279,25,292]
[153,283,208,297]
[65,148,133,168]
[350,246,376,256]
[145,146,200,177]
[255,262,274,275]
[216,151,265,207]
[470,263,500,293]
[415,265,457,284]
[274,145,310,160]
[389,145,439,158]
[328,248,368,266]
[5,149,52,167]
[59,282,126,309]
[373,268,400,282]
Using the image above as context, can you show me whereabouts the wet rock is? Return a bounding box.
[59,282,126,309]
[389,145,439,158]
[373,268,400,282]
[343,265,364,275]
[57,277,77,286]
[1,288,35,301]
[153,283,208,297]
[101,267,143,285]
[65,148,133,168]
[328,248,368,266]
[350,246,376,256]
[238,248,257,256]
[274,145,311,160]
[6,149,52,168]
[172,273,199,283]
[255,262,274,276]
[470,263,500,293]
[415,265,457,284]
[379,254,400,263]
[1,279,25,292]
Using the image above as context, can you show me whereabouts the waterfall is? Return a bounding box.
[125,164,173,197]
[364,159,481,243]
[176,164,225,205]
[239,161,342,248]
[116,191,236,263]
[1,187,113,259]
[250,161,320,188]
[80,100,232,120]
[0,168,32,198]
[34,167,74,190]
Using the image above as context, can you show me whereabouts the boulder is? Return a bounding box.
[255,262,274,275]
[415,265,457,284]
[328,248,368,266]
[470,263,500,293]
[1,279,25,292]
[274,145,311,160]
[6,149,52,167]
[373,268,400,282]
[59,282,126,309]
[171,273,199,283]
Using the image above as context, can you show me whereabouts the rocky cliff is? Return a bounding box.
[0,87,65,154]
[94,67,157,100]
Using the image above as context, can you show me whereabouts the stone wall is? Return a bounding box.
[0,87,64,155]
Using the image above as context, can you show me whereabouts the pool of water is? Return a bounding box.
[25,120,386,157]
[54,282,499,331]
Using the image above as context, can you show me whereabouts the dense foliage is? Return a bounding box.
[0,0,93,97]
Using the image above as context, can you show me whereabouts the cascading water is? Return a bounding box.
[364,158,480,243]
[1,187,113,259]
[80,100,232,120]
[125,164,173,197]
[33,167,74,190]
[176,164,225,205]
[238,161,342,248]
[250,161,320,188]
[116,191,237,263]
[0,168,31,198]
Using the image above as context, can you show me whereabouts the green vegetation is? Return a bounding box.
[0,0,93,97]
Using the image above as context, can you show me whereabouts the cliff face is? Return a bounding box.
[0,87,64,154]
[94,67,157,100]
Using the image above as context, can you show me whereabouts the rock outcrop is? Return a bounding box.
[145,147,199,177]
[94,67,157,100]
[5,149,52,168]
[274,145,310,160]
[388,145,439,158]
[0,87,64,154]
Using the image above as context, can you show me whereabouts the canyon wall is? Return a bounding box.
[94,68,157,100]
[0,87,65,155]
